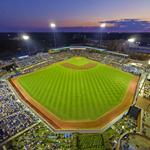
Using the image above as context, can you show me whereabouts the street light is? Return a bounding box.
[22,34,30,55]
[50,22,56,48]
[99,23,106,48]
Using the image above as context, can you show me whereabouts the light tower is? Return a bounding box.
[22,34,30,55]
[50,23,56,48]
[128,38,136,43]
[126,38,136,54]
[22,34,30,41]
[99,23,106,48]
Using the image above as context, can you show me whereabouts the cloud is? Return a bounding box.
[58,19,150,32]
[99,19,150,32]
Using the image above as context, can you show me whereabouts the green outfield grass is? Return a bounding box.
[18,57,134,121]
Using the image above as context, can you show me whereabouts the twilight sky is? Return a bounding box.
[0,0,150,32]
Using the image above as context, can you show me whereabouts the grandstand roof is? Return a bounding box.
[53,46,105,52]
[106,51,128,57]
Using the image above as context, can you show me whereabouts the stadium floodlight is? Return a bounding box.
[22,34,30,40]
[99,23,106,48]
[50,23,56,28]
[100,23,106,28]
[128,38,136,43]
[50,22,56,48]
[21,34,30,55]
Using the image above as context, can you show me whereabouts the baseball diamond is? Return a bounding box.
[11,56,138,129]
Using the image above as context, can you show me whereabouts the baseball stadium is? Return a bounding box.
[1,0,150,148]
[10,50,139,130]
[1,45,149,149]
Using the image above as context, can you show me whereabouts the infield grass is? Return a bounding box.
[18,57,134,121]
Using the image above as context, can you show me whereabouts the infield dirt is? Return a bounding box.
[61,62,97,70]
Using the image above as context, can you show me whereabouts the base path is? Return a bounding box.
[10,76,139,130]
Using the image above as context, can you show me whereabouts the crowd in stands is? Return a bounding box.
[120,132,150,150]
[16,51,73,69]
[122,64,143,75]
[119,109,150,149]
[0,48,148,149]
[16,52,74,74]
[16,53,47,68]
[142,111,150,138]
[0,60,14,77]
[143,80,150,100]
[0,80,73,149]
[0,80,38,144]
[0,69,7,77]
[5,122,73,150]
[0,60,13,68]
[1,48,146,77]
[0,47,148,81]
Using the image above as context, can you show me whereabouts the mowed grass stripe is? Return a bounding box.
[62,70,70,117]
[35,71,52,102]
[79,71,87,118]
[66,71,74,118]
[87,70,100,118]
[56,70,70,117]
[92,68,106,114]
[48,68,63,113]
[84,71,98,119]
[90,69,104,115]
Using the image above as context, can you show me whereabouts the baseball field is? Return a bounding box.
[11,56,138,129]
